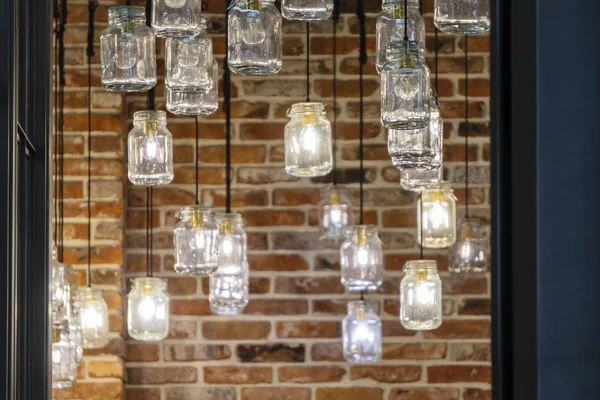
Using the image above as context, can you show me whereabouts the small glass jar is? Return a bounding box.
[173,205,219,276]
[166,60,219,116]
[285,102,333,177]
[434,0,490,35]
[449,217,489,273]
[228,0,282,76]
[342,300,382,364]
[78,287,109,349]
[128,110,174,186]
[417,184,457,249]
[127,277,170,341]
[152,0,203,38]
[340,225,384,292]
[210,213,249,315]
[376,0,426,73]
[281,0,333,21]
[52,329,78,389]
[165,18,213,93]
[400,260,443,330]
[319,185,352,245]
[100,6,157,92]
[381,42,431,130]
[51,246,71,330]
[69,296,84,365]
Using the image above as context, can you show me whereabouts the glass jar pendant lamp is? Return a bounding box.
[152,0,203,38]
[281,0,333,21]
[340,225,384,292]
[166,60,219,116]
[449,217,489,273]
[434,0,490,35]
[417,184,457,248]
[127,277,170,341]
[100,6,157,92]
[173,205,219,276]
[318,185,352,245]
[400,260,443,330]
[228,0,282,76]
[52,329,78,389]
[128,110,174,186]
[342,300,382,364]
[78,287,109,349]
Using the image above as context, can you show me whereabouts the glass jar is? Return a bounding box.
[127,277,170,341]
[376,0,425,73]
[281,0,333,21]
[165,18,213,93]
[69,295,84,365]
[210,213,249,315]
[342,300,382,364]
[173,205,219,275]
[228,0,282,76]
[417,184,457,248]
[434,0,490,35]
[285,102,333,177]
[319,185,352,245]
[400,260,443,330]
[340,225,383,292]
[166,60,219,115]
[401,165,443,192]
[152,0,203,38]
[381,42,431,130]
[51,247,71,330]
[52,329,78,389]
[78,287,109,349]
[449,217,489,273]
[100,6,157,92]
[128,110,174,186]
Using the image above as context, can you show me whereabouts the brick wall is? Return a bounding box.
[54,1,491,399]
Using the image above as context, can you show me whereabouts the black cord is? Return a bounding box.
[125,0,131,5]
[419,193,424,259]
[360,291,364,301]
[146,0,155,110]
[332,0,339,185]
[418,0,422,15]
[224,0,232,213]
[357,0,366,225]
[53,0,60,246]
[146,186,154,277]
[435,29,439,93]
[58,0,68,261]
[195,117,200,205]
[464,35,469,218]
[306,22,311,103]
[87,1,98,287]
[403,0,408,41]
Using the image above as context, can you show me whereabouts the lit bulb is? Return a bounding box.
[140,135,163,162]
[353,322,372,342]
[329,207,343,228]
[356,246,370,267]
[414,282,435,306]
[300,125,318,153]
[81,306,104,330]
[116,35,137,70]
[137,297,157,321]
[459,239,472,260]
[164,0,187,8]
[395,71,420,100]
[428,202,448,230]
[190,230,207,250]
[243,12,266,45]
[221,236,234,257]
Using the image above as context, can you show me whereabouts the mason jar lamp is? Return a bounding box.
[52,329,78,389]
[400,260,442,330]
[318,185,352,245]
[434,0,491,35]
[417,184,457,248]
[173,205,219,276]
[342,300,382,364]
[281,0,333,21]
[166,60,219,115]
[340,226,384,292]
[152,0,203,38]
[127,277,170,341]
[78,287,109,349]
[449,217,489,273]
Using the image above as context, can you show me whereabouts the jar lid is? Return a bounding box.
[214,212,246,226]
[131,277,167,290]
[320,184,349,202]
[134,110,167,123]
[403,259,438,272]
[176,205,214,220]
[344,225,379,238]
[287,102,326,117]
[108,6,146,21]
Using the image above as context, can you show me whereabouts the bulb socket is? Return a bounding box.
[430,189,444,202]
[415,268,428,282]
[191,210,205,228]
[357,227,368,247]
[355,307,365,320]
[302,112,317,126]
[221,220,234,234]
[461,224,473,240]
[247,0,261,11]
[399,54,415,70]
[392,4,406,19]
[52,329,61,344]
[143,120,158,135]
[329,189,340,204]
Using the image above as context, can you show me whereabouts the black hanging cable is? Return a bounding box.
[125,0,131,5]
[403,0,409,41]
[305,23,311,103]
[464,35,469,218]
[146,0,155,110]
[58,0,68,261]
[146,187,153,277]
[53,0,60,246]
[224,0,233,213]
[195,117,200,205]
[87,0,98,286]
[419,193,424,259]
[435,29,439,93]
[332,0,340,185]
[418,0,423,15]
[357,0,367,225]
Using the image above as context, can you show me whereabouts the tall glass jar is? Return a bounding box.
[51,246,71,330]
[285,102,333,177]
[127,277,170,341]
[166,60,219,115]
[228,0,282,76]
[376,0,425,73]
[281,0,333,21]
[448,217,489,273]
[173,205,219,276]
[78,287,109,349]
[152,0,203,38]
[417,184,457,248]
[319,185,352,245]
[128,110,174,186]
[52,329,78,389]
[340,225,383,292]
[100,6,157,92]
[210,213,249,315]
[342,300,382,364]
[434,0,490,35]
[400,260,442,330]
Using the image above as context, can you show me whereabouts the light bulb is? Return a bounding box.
[300,125,318,152]
[164,0,187,8]
[329,206,344,228]
[139,135,163,162]
[189,230,207,250]
[221,236,234,257]
[356,246,370,267]
[81,306,104,330]
[395,71,420,100]
[459,239,472,260]
[413,282,435,306]
[137,297,157,321]
[429,202,448,230]
[116,34,137,70]
[353,322,372,342]
[243,12,266,45]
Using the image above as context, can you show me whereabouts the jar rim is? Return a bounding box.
[214,212,246,226]
[131,277,167,289]
[108,6,146,21]
[347,299,378,311]
[176,205,214,220]
[134,110,167,123]
[78,287,103,298]
[287,102,327,117]
[344,225,378,236]
[320,184,349,197]
[403,260,438,271]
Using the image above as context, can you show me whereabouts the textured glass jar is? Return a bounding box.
[417,184,457,248]
[52,330,78,389]
[400,260,443,330]
[342,300,382,364]
[281,0,333,21]
[69,296,84,365]
[228,0,282,76]
[285,102,333,177]
[210,213,249,315]
[173,205,219,276]
[401,165,443,191]
[319,185,352,245]
[449,217,489,273]
[381,42,431,130]
[51,247,71,330]
[128,110,174,186]
[78,287,109,349]
[434,0,490,35]
[100,6,157,92]
[340,225,383,292]
[127,278,170,341]
[152,0,203,38]
[376,0,425,73]
[166,60,219,115]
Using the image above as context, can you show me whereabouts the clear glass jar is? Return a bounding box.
[434,0,490,35]
[376,0,425,73]
[100,6,157,92]
[285,102,333,177]
[165,18,213,93]
[127,277,170,341]
[228,0,282,76]
[401,166,443,191]
[342,300,382,364]
[417,184,457,248]
[128,110,174,186]
[52,329,78,389]
[400,260,443,330]
[210,213,249,315]
[166,60,219,116]
[152,0,203,38]
[281,0,333,21]
[51,246,71,330]
[319,185,352,245]
[381,42,431,130]
[78,287,109,349]
[449,217,489,273]
[340,225,384,292]
[173,205,219,276]
[69,295,84,365]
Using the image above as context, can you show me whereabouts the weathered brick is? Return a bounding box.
[428,365,492,384]
[276,321,340,339]
[127,366,198,384]
[166,387,237,400]
[388,388,460,400]
[204,366,272,384]
[242,387,311,400]
[279,366,347,383]
[203,321,271,340]
[163,344,231,362]
[316,388,383,400]
[237,344,305,363]
[350,366,421,383]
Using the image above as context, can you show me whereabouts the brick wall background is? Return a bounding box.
[53,0,491,399]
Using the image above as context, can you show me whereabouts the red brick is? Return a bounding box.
[244,299,308,315]
[125,343,160,362]
[249,254,309,272]
[127,366,198,384]
[279,366,346,383]
[242,388,311,400]
[350,366,421,383]
[424,320,490,339]
[53,382,123,399]
[204,366,272,384]
[275,277,344,295]
[88,361,123,379]
[203,321,271,340]
[382,343,447,360]
[316,388,383,400]
[463,389,492,400]
[276,321,340,339]
[199,145,267,164]
[171,299,211,316]
[428,365,492,384]
[388,388,460,400]
[244,210,305,227]
[126,388,161,400]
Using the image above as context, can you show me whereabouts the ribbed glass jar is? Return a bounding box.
[173,205,219,276]
[51,329,78,389]
[340,225,383,292]
[342,300,382,364]
[127,278,170,341]
[448,217,489,273]
[400,260,442,330]
[318,185,352,245]
[152,0,203,38]
[166,60,219,115]
[78,287,109,349]
[417,184,457,249]
[281,0,333,21]
[434,0,490,35]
